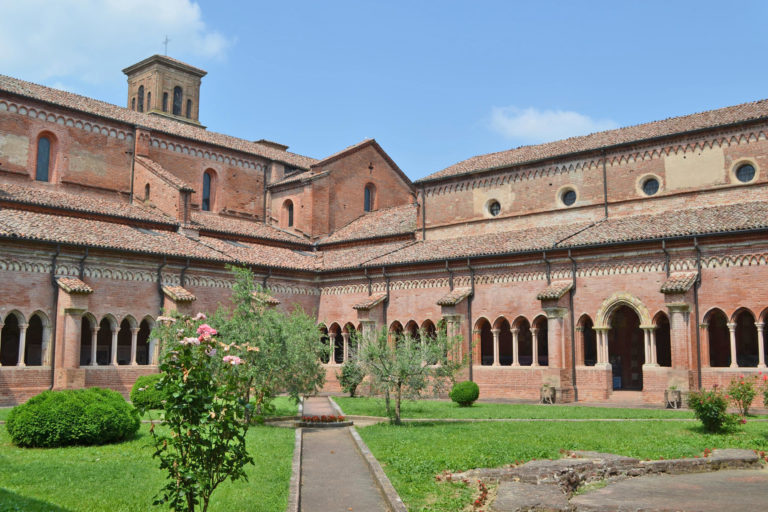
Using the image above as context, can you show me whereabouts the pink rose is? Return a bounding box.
[222,355,243,366]
[180,337,200,346]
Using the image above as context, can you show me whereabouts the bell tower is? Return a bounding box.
[122,55,207,127]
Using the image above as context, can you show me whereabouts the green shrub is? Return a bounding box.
[337,360,366,397]
[449,381,479,407]
[688,387,735,432]
[6,388,140,447]
[727,374,758,416]
[130,373,165,410]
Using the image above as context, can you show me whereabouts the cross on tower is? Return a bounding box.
[163,36,170,56]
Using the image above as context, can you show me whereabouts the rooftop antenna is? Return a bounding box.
[162,35,170,56]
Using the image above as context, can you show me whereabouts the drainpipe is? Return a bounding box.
[180,258,190,288]
[446,260,454,291]
[263,163,269,224]
[421,184,427,241]
[262,268,272,291]
[662,239,671,277]
[467,258,475,382]
[601,149,609,218]
[382,268,390,327]
[568,250,578,402]
[693,238,703,389]
[128,148,136,204]
[365,267,372,296]
[543,251,551,285]
[78,248,88,280]
[157,256,167,315]
[48,244,61,390]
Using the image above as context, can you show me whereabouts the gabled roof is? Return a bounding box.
[536,281,573,300]
[0,74,317,169]
[191,211,310,246]
[353,293,388,311]
[57,277,93,294]
[418,97,768,183]
[162,285,196,302]
[660,272,698,294]
[437,287,472,306]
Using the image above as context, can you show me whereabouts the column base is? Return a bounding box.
[642,363,660,369]
[594,363,611,369]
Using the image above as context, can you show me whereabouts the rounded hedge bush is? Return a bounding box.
[130,373,165,410]
[450,380,480,407]
[6,388,140,447]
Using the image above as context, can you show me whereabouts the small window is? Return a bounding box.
[131,97,136,110]
[186,99,192,118]
[642,177,660,196]
[202,171,212,211]
[162,92,168,112]
[137,85,144,112]
[488,200,501,216]
[282,200,294,227]
[561,189,577,206]
[364,184,376,212]
[147,92,151,110]
[735,163,756,183]
[144,183,150,201]
[35,136,51,182]
[173,86,183,116]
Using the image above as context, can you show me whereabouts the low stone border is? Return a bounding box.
[348,426,408,512]
[285,427,302,512]
[296,420,353,428]
[328,396,344,416]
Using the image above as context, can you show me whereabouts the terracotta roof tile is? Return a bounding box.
[319,241,414,270]
[135,156,194,192]
[162,285,196,302]
[310,139,374,168]
[319,204,417,244]
[353,293,387,310]
[191,211,309,245]
[437,287,472,306]
[0,74,317,169]
[197,236,317,271]
[419,98,768,182]
[0,182,177,225]
[57,277,93,294]
[660,272,698,294]
[536,281,573,300]
[251,291,281,305]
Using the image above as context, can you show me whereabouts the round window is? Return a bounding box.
[561,189,577,206]
[642,177,660,196]
[735,163,756,183]
[488,200,501,216]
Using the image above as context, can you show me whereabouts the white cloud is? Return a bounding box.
[0,0,231,86]
[490,106,618,144]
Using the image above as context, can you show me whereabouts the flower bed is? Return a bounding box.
[297,414,352,428]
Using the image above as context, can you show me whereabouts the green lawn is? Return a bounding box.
[0,423,294,511]
[0,408,11,422]
[335,396,696,419]
[357,420,768,512]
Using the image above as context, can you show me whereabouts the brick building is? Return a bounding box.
[1,55,767,406]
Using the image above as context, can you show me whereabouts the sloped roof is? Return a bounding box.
[660,272,698,294]
[536,281,573,300]
[319,204,417,245]
[191,211,309,245]
[437,287,472,306]
[0,181,177,226]
[135,156,195,192]
[57,277,93,294]
[0,74,317,169]
[419,98,768,183]
[162,285,196,302]
[353,293,387,310]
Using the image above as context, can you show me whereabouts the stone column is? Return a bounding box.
[650,327,658,365]
[149,337,158,365]
[472,329,481,365]
[544,307,568,369]
[642,327,658,367]
[491,328,500,366]
[130,327,139,366]
[700,323,710,368]
[642,328,650,365]
[575,326,585,366]
[110,327,118,366]
[727,322,738,368]
[756,322,766,369]
[594,327,610,367]
[90,327,99,366]
[16,323,29,367]
[511,328,520,366]
[41,325,52,366]
[342,332,350,362]
[329,333,337,365]
[531,327,539,367]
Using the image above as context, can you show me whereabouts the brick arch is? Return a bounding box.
[595,292,652,329]
[759,307,768,324]
[730,307,756,323]
[511,315,530,329]
[492,316,509,330]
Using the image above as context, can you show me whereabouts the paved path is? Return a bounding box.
[570,468,768,511]
[300,397,390,512]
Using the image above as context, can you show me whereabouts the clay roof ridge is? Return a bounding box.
[310,139,375,168]
[135,156,195,192]
[357,240,421,268]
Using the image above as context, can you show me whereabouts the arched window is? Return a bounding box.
[131,97,136,110]
[36,136,51,182]
[202,171,213,211]
[162,92,168,112]
[137,85,144,112]
[144,183,150,201]
[147,92,151,110]
[173,86,183,116]
[186,99,192,118]
[364,183,376,212]
[282,200,294,227]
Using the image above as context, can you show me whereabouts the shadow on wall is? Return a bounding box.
[0,488,73,511]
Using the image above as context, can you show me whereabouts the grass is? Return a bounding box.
[356,420,768,512]
[0,423,294,511]
[335,396,696,419]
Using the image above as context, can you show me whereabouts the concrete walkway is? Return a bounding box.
[300,397,390,511]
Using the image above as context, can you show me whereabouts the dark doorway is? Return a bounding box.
[608,306,644,390]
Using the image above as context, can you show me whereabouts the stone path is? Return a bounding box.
[300,397,390,511]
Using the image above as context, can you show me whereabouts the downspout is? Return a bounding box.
[467,258,475,382]
[421,184,427,241]
[365,267,372,296]
[180,258,190,288]
[568,250,578,402]
[662,240,671,277]
[693,237,703,389]
[262,268,272,291]
[543,251,551,285]
[157,256,167,315]
[601,149,609,218]
[382,268,390,328]
[78,248,88,280]
[48,244,61,390]
[446,260,454,291]
[263,163,269,224]
[128,147,136,204]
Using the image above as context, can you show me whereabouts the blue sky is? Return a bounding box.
[1,1,767,180]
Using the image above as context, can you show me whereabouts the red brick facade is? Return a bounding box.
[1,58,768,406]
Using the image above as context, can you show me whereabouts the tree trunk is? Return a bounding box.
[384,387,391,419]
[394,383,402,425]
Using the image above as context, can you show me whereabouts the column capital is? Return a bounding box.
[593,326,611,332]
[699,323,708,329]
[756,322,765,329]
[727,322,737,331]
[91,326,100,334]
[665,302,691,313]
[18,323,29,330]
[130,327,140,334]
[640,325,657,331]
[543,307,568,319]
[530,327,539,335]
[575,326,584,332]
[491,328,501,335]
[510,327,519,334]
[472,329,481,335]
